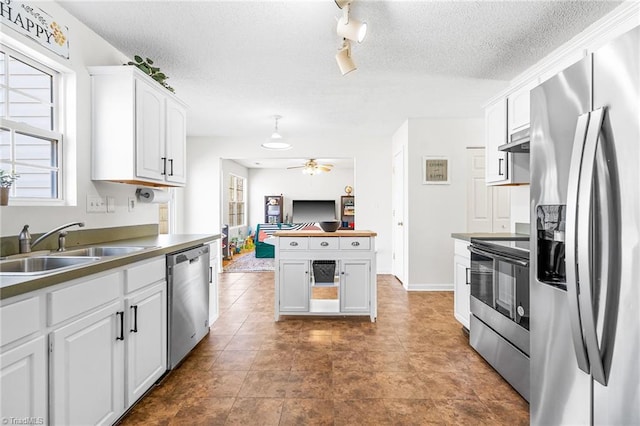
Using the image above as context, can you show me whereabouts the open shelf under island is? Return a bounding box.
[272,229,377,322]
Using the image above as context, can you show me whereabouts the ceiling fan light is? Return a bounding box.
[337,16,367,43]
[335,43,357,75]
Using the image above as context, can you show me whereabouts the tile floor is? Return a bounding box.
[118,273,529,425]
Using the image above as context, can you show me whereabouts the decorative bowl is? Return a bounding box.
[319,221,340,232]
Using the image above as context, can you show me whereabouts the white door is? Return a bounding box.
[391,148,405,283]
[135,78,165,181]
[125,282,167,408]
[485,98,508,184]
[165,98,187,184]
[0,336,47,422]
[466,148,493,232]
[50,301,125,426]
[492,186,511,232]
[340,260,370,313]
[278,260,310,312]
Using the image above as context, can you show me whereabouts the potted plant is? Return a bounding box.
[125,55,174,93]
[0,169,19,206]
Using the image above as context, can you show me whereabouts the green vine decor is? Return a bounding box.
[125,55,174,93]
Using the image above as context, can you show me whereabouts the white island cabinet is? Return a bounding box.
[273,230,377,322]
[453,239,471,329]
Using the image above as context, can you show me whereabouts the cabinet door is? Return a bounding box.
[340,260,370,313]
[454,254,471,329]
[50,301,124,426]
[135,78,165,181]
[279,260,309,312]
[508,86,531,133]
[125,282,167,407]
[485,98,508,184]
[165,98,187,184]
[208,246,219,325]
[0,336,47,423]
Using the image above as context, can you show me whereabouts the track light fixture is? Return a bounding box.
[335,40,356,75]
[261,115,292,150]
[334,0,366,75]
[337,11,367,43]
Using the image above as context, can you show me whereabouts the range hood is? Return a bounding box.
[499,127,530,153]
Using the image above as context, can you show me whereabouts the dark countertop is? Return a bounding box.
[0,233,219,300]
[451,232,529,242]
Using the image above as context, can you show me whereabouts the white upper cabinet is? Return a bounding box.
[485,99,508,184]
[89,66,187,187]
[507,83,533,134]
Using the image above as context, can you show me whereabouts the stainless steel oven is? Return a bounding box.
[468,238,530,401]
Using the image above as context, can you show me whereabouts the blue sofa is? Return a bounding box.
[254,223,319,258]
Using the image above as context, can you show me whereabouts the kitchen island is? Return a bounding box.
[273,229,377,322]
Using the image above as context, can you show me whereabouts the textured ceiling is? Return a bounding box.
[59,0,621,160]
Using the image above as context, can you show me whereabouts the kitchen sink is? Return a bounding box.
[57,246,150,257]
[0,256,101,275]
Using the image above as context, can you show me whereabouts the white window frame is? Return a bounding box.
[0,44,64,205]
[227,173,246,228]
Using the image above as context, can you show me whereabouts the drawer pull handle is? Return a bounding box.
[130,305,138,333]
[290,241,298,246]
[465,267,471,285]
[320,242,329,247]
[351,241,360,246]
[116,311,124,341]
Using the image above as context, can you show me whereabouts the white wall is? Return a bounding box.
[406,118,484,290]
[1,3,159,239]
[182,136,393,273]
[510,185,531,231]
[247,167,354,229]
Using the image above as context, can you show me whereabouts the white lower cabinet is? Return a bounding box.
[208,244,219,326]
[0,335,47,423]
[453,239,471,329]
[125,281,166,407]
[278,260,310,312]
[50,301,125,426]
[340,260,370,313]
[1,255,168,426]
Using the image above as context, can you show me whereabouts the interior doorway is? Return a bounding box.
[392,148,405,283]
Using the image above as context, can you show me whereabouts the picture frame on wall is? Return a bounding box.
[422,156,449,184]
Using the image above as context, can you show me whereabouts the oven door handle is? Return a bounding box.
[467,246,529,268]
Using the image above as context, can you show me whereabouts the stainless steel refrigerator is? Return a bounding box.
[530,25,639,425]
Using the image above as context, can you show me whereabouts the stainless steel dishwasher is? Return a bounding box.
[166,244,210,369]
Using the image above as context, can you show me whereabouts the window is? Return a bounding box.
[228,174,245,227]
[0,45,62,200]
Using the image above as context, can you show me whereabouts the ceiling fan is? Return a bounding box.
[287,159,334,175]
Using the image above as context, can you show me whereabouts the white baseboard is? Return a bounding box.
[405,283,454,291]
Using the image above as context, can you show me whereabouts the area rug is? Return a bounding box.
[224,253,275,272]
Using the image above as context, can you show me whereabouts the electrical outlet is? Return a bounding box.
[87,195,107,213]
[106,196,116,213]
[128,197,136,212]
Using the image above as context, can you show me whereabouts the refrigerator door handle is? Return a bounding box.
[565,112,591,374]
[577,107,608,386]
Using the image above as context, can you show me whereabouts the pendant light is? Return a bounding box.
[261,115,292,150]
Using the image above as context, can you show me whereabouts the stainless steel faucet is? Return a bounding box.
[19,221,85,253]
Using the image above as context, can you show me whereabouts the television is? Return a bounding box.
[292,200,336,223]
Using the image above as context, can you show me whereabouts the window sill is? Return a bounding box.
[5,199,70,207]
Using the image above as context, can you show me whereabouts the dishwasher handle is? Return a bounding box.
[168,245,210,266]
